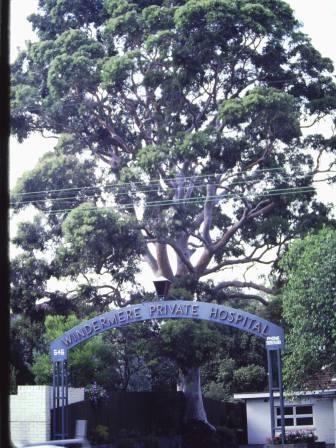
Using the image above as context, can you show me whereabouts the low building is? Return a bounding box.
[234,370,336,447]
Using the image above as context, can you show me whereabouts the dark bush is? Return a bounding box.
[181,419,221,448]
[88,424,110,445]
[117,435,159,448]
[216,426,238,448]
[181,420,240,448]
[141,436,160,448]
[117,438,135,448]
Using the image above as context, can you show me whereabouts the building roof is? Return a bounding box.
[302,366,336,391]
[234,368,336,400]
[234,389,336,400]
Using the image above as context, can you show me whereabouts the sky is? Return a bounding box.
[9,0,336,188]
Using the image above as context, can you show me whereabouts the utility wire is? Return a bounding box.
[10,183,330,216]
[13,165,328,195]
[10,175,335,208]
[11,166,336,203]
[10,165,320,196]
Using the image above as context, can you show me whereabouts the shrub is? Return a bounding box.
[118,438,135,448]
[89,424,109,445]
[117,435,159,448]
[216,426,238,448]
[141,436,160,448]
[181,419,221,448]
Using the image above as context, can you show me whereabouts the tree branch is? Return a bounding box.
[247,200,274,219]
[224,292,269,306]
[143,244,159,274]
[214,280,278,295]
[166,239,195,275]
[194,208,248,275]
[202,245,275,276]
[155,242,174,280]
[213,209,248,252]
[202,183,216,245]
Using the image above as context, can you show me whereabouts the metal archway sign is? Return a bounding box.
[50,300,286,441]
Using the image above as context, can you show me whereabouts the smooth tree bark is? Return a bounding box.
[178,367,212,426]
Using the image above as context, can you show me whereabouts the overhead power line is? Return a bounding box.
[9,182,333,216]
[11,166,336,203]
[10,173,333,207]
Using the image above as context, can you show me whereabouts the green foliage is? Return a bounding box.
[10,316,44,385]
[58,202,143,277]
[137,144,170,172]
[203,358,267,400]
[102,54,136,89]
[31,316,161,391]
[11,0,336,281]
[12,152,99,215]
[89,424,110,445]
[11,254,52,317]
[219,87,301,142]
[31,354,53,384]
[233,364,266,392]
[158,320,221,371]
[32,315,117,386]
[280,227,336,389]
[28,0,107,40]
[42,314,80,342]
[203,381,228,402]
[201,318,268,400]
[12,215,47,252]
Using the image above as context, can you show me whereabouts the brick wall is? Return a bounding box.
[10,385,84,447]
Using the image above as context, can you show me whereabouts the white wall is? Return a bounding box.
[10,385,84,447]
[333,399,336,447]
[314,399,334,443]
[245,396,336,445]
[246,399,271,444]
[10,386,51,447]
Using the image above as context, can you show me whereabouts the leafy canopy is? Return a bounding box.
[11,0,336,303]
[281,227,336,390]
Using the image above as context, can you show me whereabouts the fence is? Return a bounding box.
[62,392,185,439]
[204,397,247,444]
[58,392,246,443]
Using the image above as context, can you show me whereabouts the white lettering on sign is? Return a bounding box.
[53,348,65,356]
[149,303,199,318]
[266,336,282,346]
[209,306,269,336]
[61,306,143,346]
[54,302,284,353]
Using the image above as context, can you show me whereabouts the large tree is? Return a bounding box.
[280,227,336,390]
[11,0,336,424]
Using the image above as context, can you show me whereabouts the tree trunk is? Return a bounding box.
[177,366,215,429]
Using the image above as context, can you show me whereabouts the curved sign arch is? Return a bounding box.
[50,300,285,442]
[51,300,284,361]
